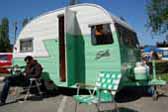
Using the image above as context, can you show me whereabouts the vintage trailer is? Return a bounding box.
[13,3,161,89]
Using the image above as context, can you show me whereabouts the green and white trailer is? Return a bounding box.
[13,3,165,89]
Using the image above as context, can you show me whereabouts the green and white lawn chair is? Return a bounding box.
[73,71,122,112]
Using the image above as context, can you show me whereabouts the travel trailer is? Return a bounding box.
[13,3,165,89]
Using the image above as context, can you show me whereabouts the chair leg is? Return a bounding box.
[113,99,119,112]
[95,104,100,112]
[24,80,33,100]
[75,101,78,112]
[15,87,22,101]
[35,81,42,96]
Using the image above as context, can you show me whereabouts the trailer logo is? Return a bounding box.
[95,49,110,60]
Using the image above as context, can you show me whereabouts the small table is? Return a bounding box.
[149,60,167,100]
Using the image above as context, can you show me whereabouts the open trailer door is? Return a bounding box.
[65,7,79,86]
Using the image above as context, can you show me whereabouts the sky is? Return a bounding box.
[0,0,165,45]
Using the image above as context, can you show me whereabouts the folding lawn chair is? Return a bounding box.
[73,71,122,112]
[24,77,43,100]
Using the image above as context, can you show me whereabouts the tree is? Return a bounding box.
[22,18,29,27]
[22,17,33,28]
[0,25,3,51]
[0,18,11,52]
[146,0,168,35]
[69,0,78,5]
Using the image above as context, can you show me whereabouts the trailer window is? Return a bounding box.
[20,39,33,52]
[91,24,113,45]
[115,23,139,47]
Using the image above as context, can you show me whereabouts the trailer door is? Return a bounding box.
[65,7,84,86]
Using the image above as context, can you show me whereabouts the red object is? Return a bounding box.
[0,53,13,74]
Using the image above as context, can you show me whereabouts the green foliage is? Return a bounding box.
[158,73,168,81]
[146,0,168,35]
[22,18,29,27]
[69,0,78,5]
[0,17,11,52]
[22,17,33,28]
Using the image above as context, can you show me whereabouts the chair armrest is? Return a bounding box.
[76,83,95,88]
[98,88,112,92]
[98,88,117,96]
[76,83,95,95]
[98,87,118,91]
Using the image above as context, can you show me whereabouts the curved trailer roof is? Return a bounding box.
[14,3,135,58]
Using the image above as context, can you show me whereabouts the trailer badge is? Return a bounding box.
[95,49,110,60]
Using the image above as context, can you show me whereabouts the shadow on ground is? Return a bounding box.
[118,107,138,112]
[100,107,138,112]
[4,85,153,105]
[115,86,149,103]
[43,86,150,103]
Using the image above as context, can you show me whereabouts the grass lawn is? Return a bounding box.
[158,73,168,81]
